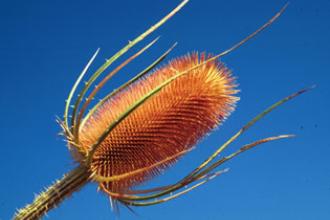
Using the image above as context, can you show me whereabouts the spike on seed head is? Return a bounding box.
[77,52,238,193]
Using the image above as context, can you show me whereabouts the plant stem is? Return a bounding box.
[13,165,91,220]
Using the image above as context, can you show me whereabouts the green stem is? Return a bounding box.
[13,166,91,220]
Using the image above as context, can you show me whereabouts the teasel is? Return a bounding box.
[13,1,311,219]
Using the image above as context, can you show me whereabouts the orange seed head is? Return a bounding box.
[79,52,238,193]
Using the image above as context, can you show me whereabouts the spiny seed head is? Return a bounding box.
[78,52,238,193]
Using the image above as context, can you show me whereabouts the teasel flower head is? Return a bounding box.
[77,53,238,193]
[55,0,290,206]
[14,1,308,219]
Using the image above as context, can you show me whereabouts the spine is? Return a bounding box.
[13,166,90,220]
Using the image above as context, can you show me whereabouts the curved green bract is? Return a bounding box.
[119,135,293,206]
[112,86,309,202]
[80,42,177,130]
[63,48,100,134]
[69,0,189,140]
[74,37,160,140]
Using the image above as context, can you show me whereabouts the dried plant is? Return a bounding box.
[13,1,311,219]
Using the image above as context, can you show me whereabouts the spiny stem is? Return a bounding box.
[14,166,91,220]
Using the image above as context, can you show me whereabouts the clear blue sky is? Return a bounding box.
[1,0,329,219]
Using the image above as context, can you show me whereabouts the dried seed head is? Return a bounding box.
[79,52,238,193]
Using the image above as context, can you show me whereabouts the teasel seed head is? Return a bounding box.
[58,0,289,200]
[76,53,238,193]
[14,2,301,219]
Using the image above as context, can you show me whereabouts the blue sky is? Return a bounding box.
[0,0,329,219]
